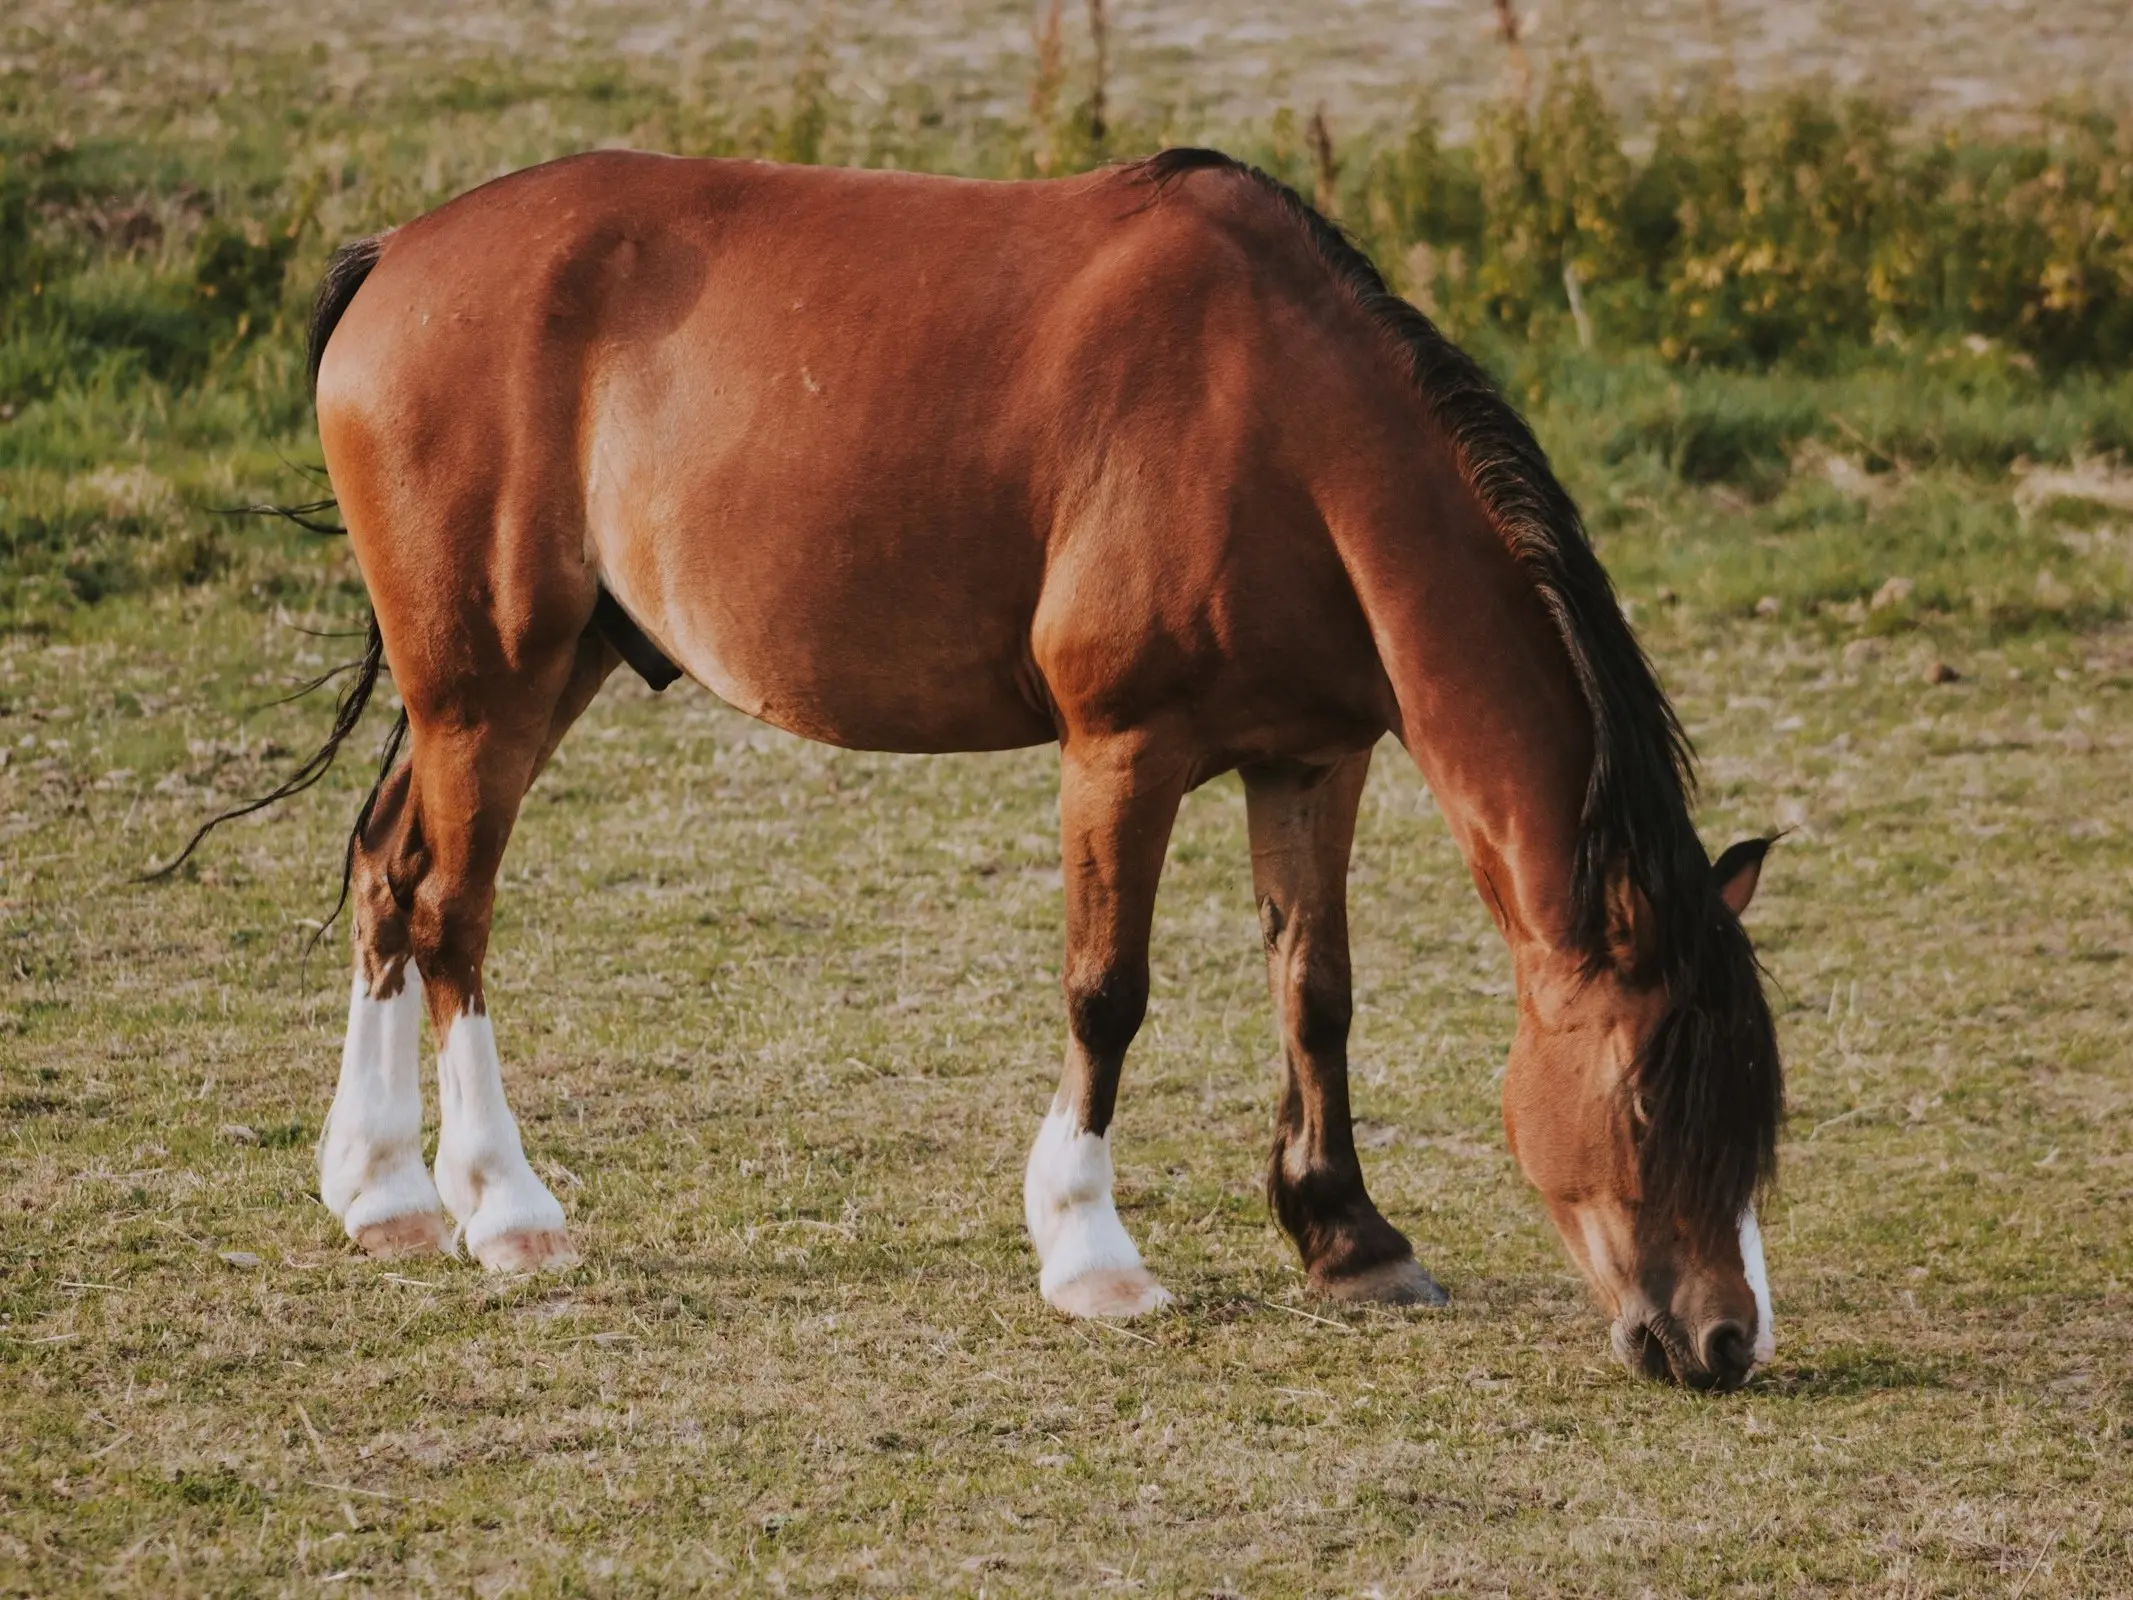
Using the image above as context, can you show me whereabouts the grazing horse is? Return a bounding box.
[205,148,1787,1388]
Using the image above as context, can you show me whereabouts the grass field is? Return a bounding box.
[5,505,2132,1595]
[6,3,2133,1595]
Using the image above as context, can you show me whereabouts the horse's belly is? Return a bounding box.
[672,622,1055,754]
[605,526,1056,755]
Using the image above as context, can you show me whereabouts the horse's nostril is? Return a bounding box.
[1700,1320,1755,1389]
[1633,1323,1673,1382]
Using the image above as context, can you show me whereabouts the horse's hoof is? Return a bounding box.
[1314,1257,1449,1307]
[472,1227,580,1273]
[351,1211,452,1260]
[1045,1265,1174,1319]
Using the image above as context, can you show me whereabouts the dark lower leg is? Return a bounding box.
[351,758,416,998]
[1245,754,1443,1303]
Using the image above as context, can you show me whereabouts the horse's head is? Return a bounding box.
[1503,838,1780,1391]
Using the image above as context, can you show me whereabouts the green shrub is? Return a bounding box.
[1355,73,2133,373]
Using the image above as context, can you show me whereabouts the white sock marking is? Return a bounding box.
[1023,1107,1160,1302]
[1739,1206,1775,1365]
[319,966,444,1235]
[434,1010,567,1259]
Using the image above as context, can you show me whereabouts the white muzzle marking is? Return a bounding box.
[1739,1205,1775,1365]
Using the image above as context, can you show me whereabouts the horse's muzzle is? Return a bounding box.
[1612,1313,1757,1392]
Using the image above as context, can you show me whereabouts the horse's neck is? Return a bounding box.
[1333,458,1595,963]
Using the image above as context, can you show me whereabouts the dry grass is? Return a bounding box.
[3,574,2131,1592]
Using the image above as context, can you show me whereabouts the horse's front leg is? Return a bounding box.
[1022,735,1187,1318]
[1243,752,1447,1305]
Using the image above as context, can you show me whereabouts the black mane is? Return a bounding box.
[1133,148,1780,1236]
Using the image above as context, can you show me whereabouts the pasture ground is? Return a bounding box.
[5,2,2133,1595]
[5,447,2133,1597]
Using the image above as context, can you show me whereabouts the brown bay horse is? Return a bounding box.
[198,148,1784,1388]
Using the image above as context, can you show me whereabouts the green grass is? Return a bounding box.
[6,4,2133,1594]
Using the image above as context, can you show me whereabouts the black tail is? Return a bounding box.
[307,234,384,397]
[141,616,390,886]
[143,234,399,943]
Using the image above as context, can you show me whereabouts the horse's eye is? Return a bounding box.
[1630,1091,1653,1130]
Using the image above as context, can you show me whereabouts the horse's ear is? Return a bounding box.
[1713,837,1773,917]
[1604,857,1657,974]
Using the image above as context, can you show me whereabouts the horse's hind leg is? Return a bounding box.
[320,629,614,1268]
[1023,735,1187,1318]
[318,748,450,1259]
[1243,753,1447,1306]
[423,634,617,1271]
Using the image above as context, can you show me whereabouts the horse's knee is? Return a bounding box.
[1066,964,1148,1063]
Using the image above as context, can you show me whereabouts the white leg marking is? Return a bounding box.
[1023,1106,1170,1317]
[1739,1206,1775,1365]
[434,1010,575,1271]
[319,967,448,1254]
